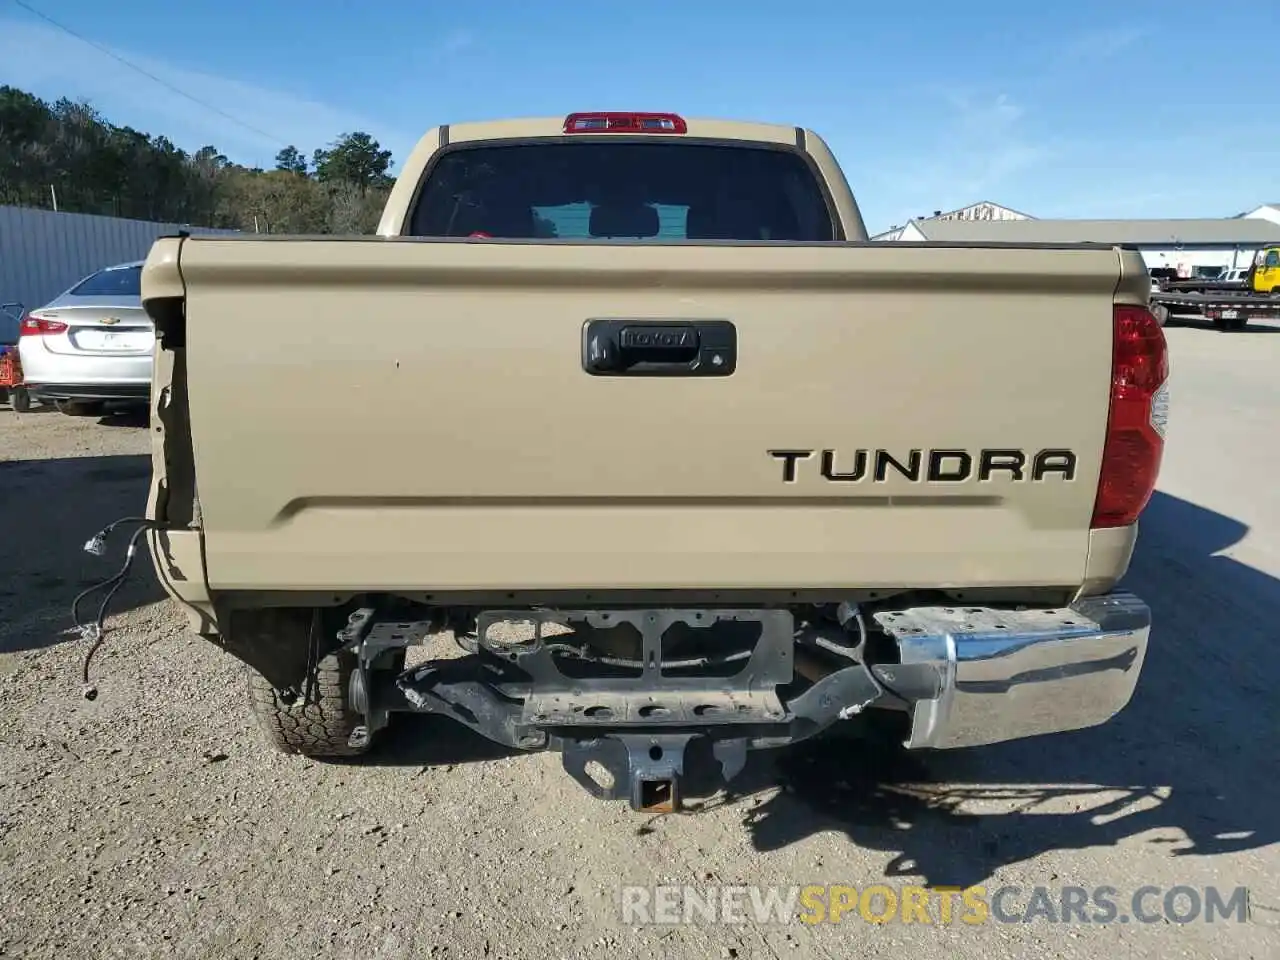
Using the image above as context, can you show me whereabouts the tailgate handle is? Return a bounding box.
[582,318,737,377]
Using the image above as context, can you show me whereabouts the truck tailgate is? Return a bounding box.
[166,238,1127,594]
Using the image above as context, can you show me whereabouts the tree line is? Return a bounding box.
[0,85,395,234]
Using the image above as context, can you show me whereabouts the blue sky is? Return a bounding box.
[2,0,1277,233]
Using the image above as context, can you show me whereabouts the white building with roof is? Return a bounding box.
[1238,203,1280,226]
[870,201,1033,242]
[878,214,1280,278]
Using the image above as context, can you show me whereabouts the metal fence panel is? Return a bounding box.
[0,205,237,341]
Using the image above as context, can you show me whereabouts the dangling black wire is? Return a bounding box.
[302,606,322,706]
[72,519,158,698]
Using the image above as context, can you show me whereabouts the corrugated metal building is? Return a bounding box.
[0,205,237,341]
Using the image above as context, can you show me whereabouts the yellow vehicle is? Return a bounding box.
[1250,246,1280,294]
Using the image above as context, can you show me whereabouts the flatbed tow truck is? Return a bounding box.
[1149,245,1280,331]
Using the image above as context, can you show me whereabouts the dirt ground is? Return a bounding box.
[1,318,1278,960]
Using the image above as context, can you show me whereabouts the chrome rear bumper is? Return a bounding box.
[871,591,1150,750]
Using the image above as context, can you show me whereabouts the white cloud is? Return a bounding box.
[441,29,476,55]
[0,17,418,170]
[861,88,1051,227]
[1055,25,1149,64]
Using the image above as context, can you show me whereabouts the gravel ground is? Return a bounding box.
[2,319,1278,959]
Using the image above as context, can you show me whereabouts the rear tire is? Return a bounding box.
[247,648,372,758]
[11,387,30,413]
[241,606,407,759]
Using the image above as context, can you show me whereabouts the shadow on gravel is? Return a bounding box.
[96,406,151,428]
[7,403,57,414]
[9,401,151,422]
[345,713,522,769]
[722,490,1280,887]
[0,453,164,653]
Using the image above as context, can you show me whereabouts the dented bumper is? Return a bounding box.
[872,591,1150,750]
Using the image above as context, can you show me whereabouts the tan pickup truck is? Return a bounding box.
[138,111,1168,812]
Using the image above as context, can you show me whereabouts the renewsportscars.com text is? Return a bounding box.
[620,884,1251,926]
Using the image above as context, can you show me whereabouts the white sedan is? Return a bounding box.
[17,261,153,415]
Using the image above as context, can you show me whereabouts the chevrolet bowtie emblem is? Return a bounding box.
[99,317,120,325]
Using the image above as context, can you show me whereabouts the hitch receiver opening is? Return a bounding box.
[638,778,678,814]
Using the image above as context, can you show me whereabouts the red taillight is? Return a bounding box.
[562,112,687,134]
[1091,304,1169,528]
[19,315,68,337]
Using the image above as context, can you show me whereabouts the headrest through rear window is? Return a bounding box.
[589,202,659,238]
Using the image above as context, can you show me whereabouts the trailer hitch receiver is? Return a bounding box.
[560,733,709,813]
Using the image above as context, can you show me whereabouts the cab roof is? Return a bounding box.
[441,113,805,147]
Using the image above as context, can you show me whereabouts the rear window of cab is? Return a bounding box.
[408,141,837,242]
